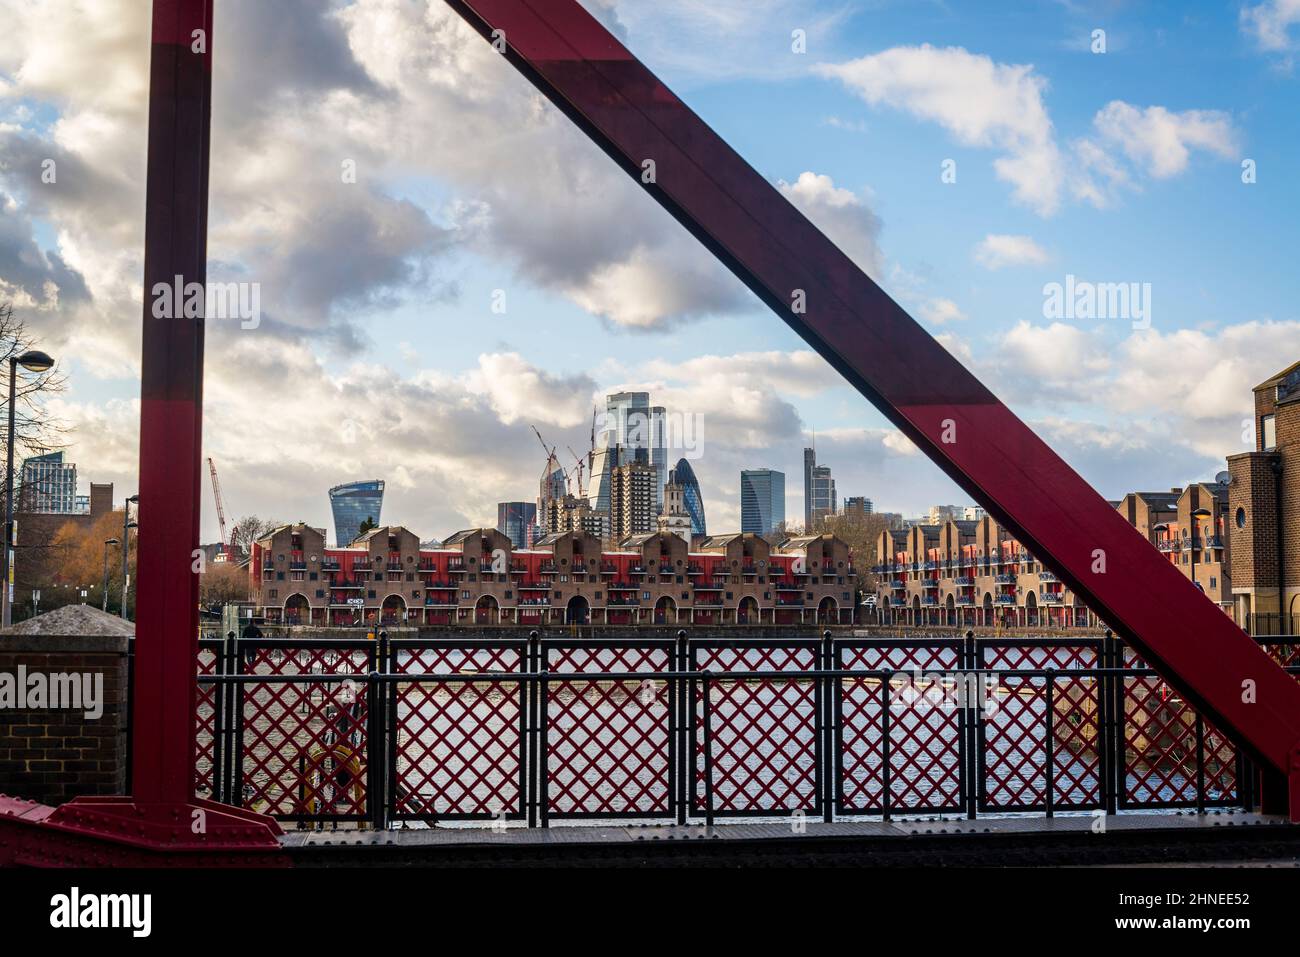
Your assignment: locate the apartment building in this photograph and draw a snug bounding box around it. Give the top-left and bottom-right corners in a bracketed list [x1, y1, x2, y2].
[250, 525, 857, 628]
[1227, 360, 1300, 631]
[873, 516, 1099, 629]
[873, 480, 1237, 628]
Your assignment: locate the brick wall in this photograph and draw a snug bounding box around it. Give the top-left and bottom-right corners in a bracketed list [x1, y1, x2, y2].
[0, 635, 129, 806]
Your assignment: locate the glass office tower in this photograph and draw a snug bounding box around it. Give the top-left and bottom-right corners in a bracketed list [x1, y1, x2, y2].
[740, 469, 785, 537]
[329, 479, 385, 546]
[674, 457, 707, 536]
[497, 501, 538, 549]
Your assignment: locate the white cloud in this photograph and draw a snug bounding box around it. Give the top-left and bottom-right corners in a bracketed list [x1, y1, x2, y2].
[917, 297, 967, 324]
[777, 172, 883, 278]
[816, 44, 1065, 215]
[882, 430, 920, 456]
[1241, 0, 1300, 51]
[974, 234, 1050, 270]
[1088, 101, 1238, 180]
[463, 353, 597, 428]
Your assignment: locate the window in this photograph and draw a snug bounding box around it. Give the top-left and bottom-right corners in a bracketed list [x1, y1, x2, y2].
[1262, 414, 1276, 450]
[1236, 507, 1246, 529]
[461, 590, 470, 599]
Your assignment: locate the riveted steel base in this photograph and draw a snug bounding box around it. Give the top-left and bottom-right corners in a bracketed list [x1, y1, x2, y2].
[0, 795, 287, 867]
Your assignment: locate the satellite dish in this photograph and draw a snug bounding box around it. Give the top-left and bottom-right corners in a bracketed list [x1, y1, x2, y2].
[1215, 470, 1231, 487]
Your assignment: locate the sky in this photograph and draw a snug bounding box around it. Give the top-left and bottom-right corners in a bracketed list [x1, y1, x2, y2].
[1, 0, 1298, 542]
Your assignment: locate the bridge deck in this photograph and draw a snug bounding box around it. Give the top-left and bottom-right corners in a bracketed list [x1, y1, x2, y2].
[282, 812, 1300, 866]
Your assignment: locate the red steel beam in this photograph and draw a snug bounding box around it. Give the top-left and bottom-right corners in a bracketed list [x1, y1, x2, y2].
[131, 0, 212, 808]
[446, 0, 1300, 815]
[0, 0, 285, 862]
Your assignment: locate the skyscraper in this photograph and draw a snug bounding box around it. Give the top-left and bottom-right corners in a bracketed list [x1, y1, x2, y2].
[740, 469, 785, 537]
[673, 457, 707, 536]
[590, 391, 667, 513]
[329, 479, 384, 546]
[497, 501, 538, 549]
[803, 447, 835, 529]
[20, 451, 80, 513]
[610, 458, 657, 543]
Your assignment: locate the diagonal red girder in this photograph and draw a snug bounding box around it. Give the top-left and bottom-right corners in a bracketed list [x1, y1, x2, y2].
[445, 0, 1300, 815]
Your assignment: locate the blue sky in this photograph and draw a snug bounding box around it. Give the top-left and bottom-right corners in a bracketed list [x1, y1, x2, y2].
[2, 0, 1298, 540]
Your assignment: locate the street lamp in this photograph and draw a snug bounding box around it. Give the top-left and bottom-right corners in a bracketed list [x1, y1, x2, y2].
[121, 495, 138, 620]
[102, 537, 120, 613]
[2, 349, 56, 627]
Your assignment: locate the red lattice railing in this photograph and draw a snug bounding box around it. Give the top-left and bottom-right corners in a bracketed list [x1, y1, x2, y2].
[839, 643, 963, 813]
[1122, 647, 1237, 807]
[392, 643, 525, 820]
[238, 644, 374, 820]
[694, 644, 819, 815]
[980, 643, 1101, 811]
[191, 634, 1265, 826]
[195, 641, 220, 799]
[544, 643, 673, 817]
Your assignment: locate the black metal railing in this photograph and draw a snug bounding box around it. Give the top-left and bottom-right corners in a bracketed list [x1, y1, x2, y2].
[190, 631, 1300, 830]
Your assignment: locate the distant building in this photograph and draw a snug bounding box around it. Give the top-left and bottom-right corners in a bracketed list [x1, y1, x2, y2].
[673, 457, 707, 536]
[843, 496, 873, 517]
[657, 469, 693, 543]
[611, 459, 657, 543]
[15, 482, 115, 600]
[590, 392, 668, 513]
[328, 479, 384, 546]
[543, 494, 608, 541]
[741, 469, 785, 537]
[19, 451, 80, 514]
[803, 448, 836, 528]
[497, 501, 538, 549]
[926, 505, 963, 526]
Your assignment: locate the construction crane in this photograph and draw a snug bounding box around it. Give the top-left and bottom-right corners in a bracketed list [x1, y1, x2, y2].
[569, 444, 590, 496]
[207, 457, 230, 561]
[530, 425, 568, 499]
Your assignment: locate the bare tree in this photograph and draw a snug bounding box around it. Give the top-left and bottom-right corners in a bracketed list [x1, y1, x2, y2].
[0, 302, 69, 511]
[228, 515, 282, 554]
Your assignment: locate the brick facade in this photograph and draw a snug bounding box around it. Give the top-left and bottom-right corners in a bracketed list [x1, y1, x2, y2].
[251, 525, 858, 627]
[0, 635, 129, 805]
[1228, 360, 1300, 629]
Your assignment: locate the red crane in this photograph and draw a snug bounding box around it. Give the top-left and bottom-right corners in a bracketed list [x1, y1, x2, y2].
[207, 457, 229, 560]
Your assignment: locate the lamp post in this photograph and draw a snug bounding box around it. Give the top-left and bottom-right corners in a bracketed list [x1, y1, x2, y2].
[102, 537, 120, 613]
[120, 495, 138, 619]
[2, 349, 56, 627]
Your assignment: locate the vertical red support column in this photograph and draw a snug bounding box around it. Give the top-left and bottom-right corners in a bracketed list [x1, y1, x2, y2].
[131, 0, 212, 807]
[30, 0, 284, 859]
